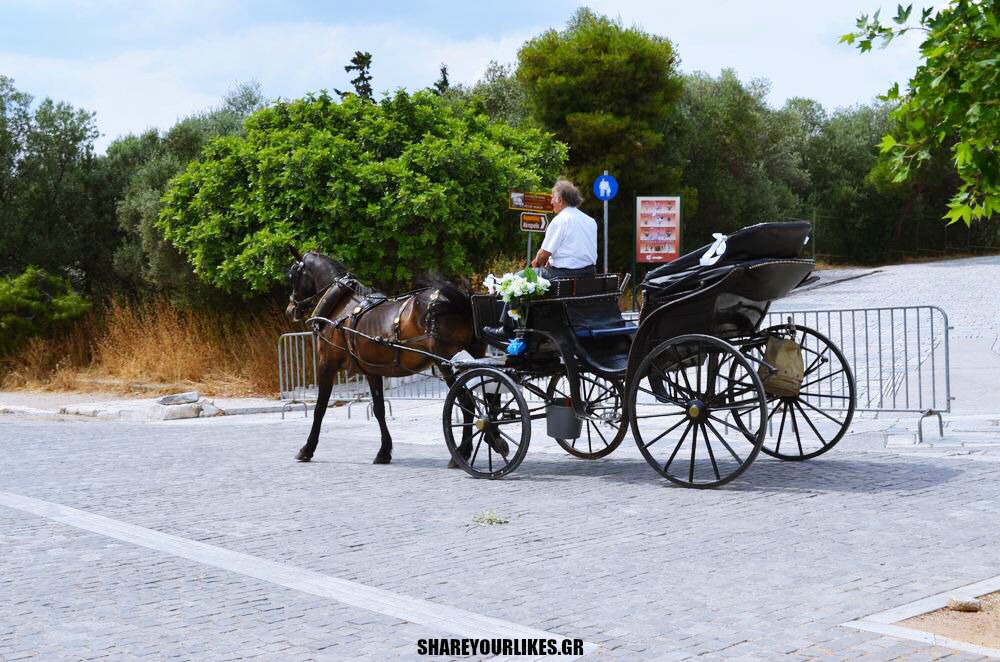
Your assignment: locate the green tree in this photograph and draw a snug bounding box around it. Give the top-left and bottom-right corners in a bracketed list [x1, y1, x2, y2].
[0, 266, 90, 355]
[0, 76, 116, 293]
[159, 90, 565, 292]
[666, 71, 807, 247]
[336, 51, 374, 101]
[107, 82, 266, 302]
[433, 64, 450, 95]
[517, 8, 683, 269]
[842, 1, 1000, 223]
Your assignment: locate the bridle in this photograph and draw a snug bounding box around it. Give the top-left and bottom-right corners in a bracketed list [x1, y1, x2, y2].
[288, 260, 335, 320]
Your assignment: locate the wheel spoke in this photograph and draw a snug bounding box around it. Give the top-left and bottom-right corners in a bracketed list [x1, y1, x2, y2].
[688, 422, 698, 482]
[493, 417, 525, 426]
[633, 411, 687, 420]
[789, 403, 804, 455]
[591, 419, 609, 447]
[775, 403, 788, 454]
[652, 362, 696, 400]
[799, 368, 846, 390]
[798, 392, 852, 400]
[636, 384, 687, 408]
[705, 419, 744, 464]
[793, 400, 829, 446]
[802, 346, 831, 377]
[710, 398, 764, 412]
[705, 413, 750, 435]
[663, 421, 693, 472]
[454, 399, 480, 419]
[496, 428, 521, 448]
[798, 398, 846, 426]
[469, 432, 485, 466]
[701, 424, 721, 481]
[643, 416, 688, 450]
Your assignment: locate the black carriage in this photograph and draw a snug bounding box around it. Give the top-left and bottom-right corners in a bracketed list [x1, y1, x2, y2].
[442, 221, 857, 487]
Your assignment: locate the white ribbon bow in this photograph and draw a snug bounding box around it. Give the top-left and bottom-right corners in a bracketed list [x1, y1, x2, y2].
[699, 233, 728, 266]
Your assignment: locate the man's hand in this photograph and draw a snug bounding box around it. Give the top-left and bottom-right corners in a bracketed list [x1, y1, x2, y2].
[532, 249, 551, 269]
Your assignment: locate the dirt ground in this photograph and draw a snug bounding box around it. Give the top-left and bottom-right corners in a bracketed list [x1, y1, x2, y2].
[901, 591, 1000, 650]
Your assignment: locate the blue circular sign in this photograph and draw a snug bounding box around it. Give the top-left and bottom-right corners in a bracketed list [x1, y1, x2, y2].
[593, 174, 618, 201]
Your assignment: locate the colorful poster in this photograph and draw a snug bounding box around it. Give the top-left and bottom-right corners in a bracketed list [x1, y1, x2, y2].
[636, 196, 681, 263]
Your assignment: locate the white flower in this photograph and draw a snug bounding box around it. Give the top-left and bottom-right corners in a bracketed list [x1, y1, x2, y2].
[507, 308, 521, 320]
[484, 274, 498, 295]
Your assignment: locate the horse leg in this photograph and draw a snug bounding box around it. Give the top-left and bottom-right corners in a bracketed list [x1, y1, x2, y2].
[297, 375, 333, 462]
[368, 375, 392, 464]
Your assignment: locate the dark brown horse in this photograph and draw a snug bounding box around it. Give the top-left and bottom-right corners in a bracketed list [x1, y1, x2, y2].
[285, 249, 483, 465]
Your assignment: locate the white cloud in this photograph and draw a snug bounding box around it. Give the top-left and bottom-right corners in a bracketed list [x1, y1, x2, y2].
[0, 18, 535, 152]
[0, 2, 929, 153]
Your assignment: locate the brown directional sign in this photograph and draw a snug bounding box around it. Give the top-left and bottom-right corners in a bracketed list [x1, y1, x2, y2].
[520, 212, 548, 233]
[509, 190, 553, 213]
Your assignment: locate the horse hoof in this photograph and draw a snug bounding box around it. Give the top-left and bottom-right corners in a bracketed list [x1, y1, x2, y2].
[296, 449, 312, 462]
[448, 458, 459, 468]
[373, 454, 391, 465]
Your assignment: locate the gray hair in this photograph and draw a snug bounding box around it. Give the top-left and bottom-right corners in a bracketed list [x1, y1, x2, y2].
[552, 179, 583, 207]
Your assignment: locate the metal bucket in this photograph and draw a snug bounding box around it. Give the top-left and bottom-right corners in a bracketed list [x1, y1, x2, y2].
[546, 399, 582, 439]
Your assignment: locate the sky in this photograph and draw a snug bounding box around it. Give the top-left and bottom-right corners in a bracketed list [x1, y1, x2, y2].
[0, 0, 927, 152]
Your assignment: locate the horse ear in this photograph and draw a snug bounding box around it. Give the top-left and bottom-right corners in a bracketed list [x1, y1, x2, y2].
[287, 245, 303, 261]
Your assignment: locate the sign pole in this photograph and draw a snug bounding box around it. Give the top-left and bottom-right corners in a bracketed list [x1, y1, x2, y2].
[602, 170, 609, 274]
[527, 233, 532, 266]
[632, 190, 638, 311]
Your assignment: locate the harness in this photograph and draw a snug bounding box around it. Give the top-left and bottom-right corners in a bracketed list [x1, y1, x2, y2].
[305, 275, 461, 373]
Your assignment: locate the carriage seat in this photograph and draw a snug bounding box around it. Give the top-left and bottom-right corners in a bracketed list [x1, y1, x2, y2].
[574, 321, 637, 338]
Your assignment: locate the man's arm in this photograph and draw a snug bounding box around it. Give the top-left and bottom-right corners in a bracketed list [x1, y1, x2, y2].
[531, 249, 552, 268]
[536, 215, 564, 268]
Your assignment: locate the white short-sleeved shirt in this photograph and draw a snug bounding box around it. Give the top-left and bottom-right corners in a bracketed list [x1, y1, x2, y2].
[540, 206, 597, 269]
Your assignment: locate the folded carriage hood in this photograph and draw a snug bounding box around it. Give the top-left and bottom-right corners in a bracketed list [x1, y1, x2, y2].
[644, 221, 812, 283]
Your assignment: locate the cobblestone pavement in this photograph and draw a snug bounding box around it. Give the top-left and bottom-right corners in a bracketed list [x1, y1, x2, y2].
[2, 414, 999, 660]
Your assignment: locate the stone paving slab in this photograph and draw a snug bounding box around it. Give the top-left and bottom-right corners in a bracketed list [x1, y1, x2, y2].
[2, 415, 998, 660]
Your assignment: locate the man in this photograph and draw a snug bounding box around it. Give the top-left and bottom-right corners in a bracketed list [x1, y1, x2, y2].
[484, 180, 597, 342]
[531, 179, 597, 279]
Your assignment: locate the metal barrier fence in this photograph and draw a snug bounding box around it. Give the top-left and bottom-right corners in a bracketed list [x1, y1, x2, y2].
[278, 305, 952, 434]
[765, 305, 952, 440]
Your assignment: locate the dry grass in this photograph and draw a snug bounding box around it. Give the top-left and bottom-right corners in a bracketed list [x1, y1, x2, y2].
[1, 297, 295, 397]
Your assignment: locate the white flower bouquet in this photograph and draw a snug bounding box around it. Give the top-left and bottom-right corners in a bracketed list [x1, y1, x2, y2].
[483, 267, 551, 327]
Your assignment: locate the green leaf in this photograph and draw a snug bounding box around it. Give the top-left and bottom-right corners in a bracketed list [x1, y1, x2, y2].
[839, 33, 857, 44]
[878, 134, 898, 152]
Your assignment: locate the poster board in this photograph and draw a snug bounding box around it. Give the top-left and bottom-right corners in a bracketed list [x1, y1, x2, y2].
[635, 196, 681, 263]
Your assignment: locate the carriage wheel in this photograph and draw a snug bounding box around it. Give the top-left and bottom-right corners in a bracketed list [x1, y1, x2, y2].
[546, 374, 627, 459]
[627, 334, 767, 488]
[442, 367, 530, 479]
[735, 325, 856, 460]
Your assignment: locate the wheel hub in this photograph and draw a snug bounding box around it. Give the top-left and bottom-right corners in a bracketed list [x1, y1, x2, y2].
[474, 418, 489, 431]
[687, 399, 707, 420]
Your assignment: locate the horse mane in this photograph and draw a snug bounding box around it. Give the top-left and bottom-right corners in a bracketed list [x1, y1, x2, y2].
[417, 277, 472, 317]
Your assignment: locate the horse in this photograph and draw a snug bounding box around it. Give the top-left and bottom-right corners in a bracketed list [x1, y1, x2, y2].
[285, 248, 484, 465]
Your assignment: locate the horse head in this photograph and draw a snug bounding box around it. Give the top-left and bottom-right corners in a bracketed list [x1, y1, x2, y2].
[285, 249, 348, 322]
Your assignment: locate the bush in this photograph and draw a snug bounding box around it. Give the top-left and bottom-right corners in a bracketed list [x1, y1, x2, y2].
[159, 90, 566, 292]
[0, 267, 91, 355]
